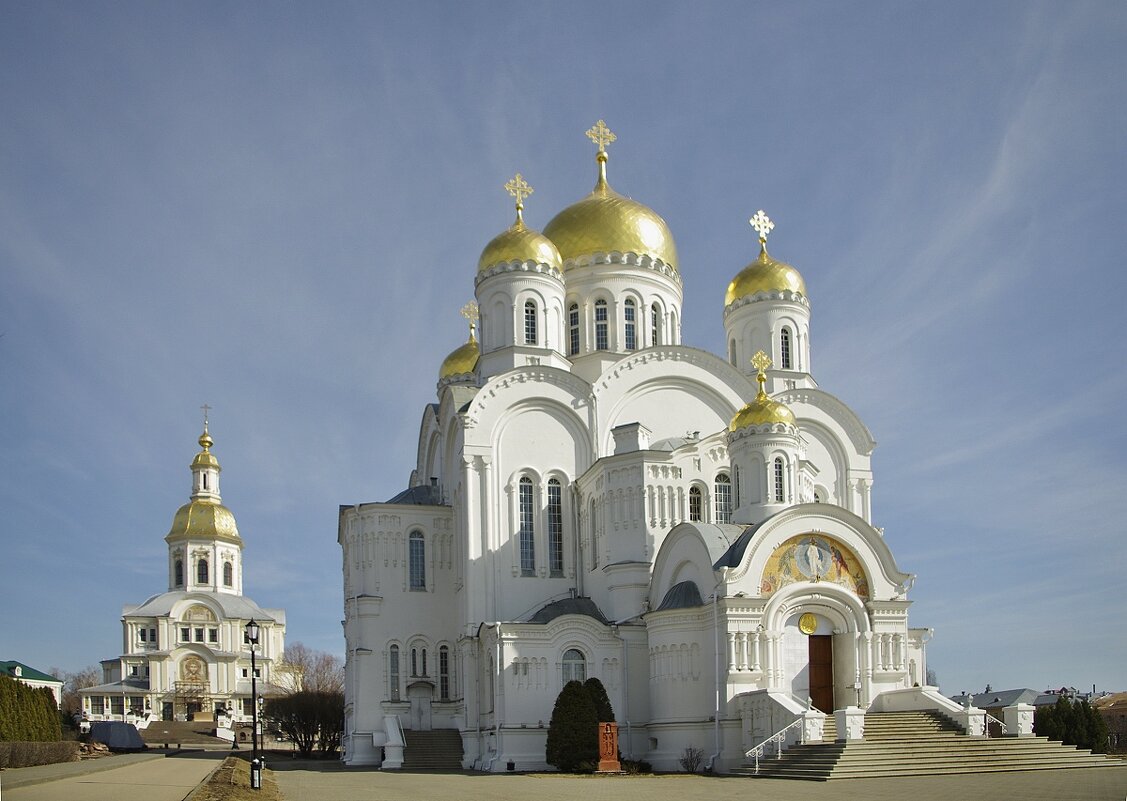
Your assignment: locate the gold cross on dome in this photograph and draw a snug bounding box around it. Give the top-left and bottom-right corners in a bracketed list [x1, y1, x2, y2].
[460, 301, 480, 327]
[750, 210, 774, 242]
[586, 119, 617, 153]
[751, 350, 772, 374]
[504, 173, 533, 208]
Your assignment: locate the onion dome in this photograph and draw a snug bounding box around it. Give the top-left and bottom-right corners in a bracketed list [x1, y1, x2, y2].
[725, 210, 806, 307]
[730, 351, 796, 432]
[439, 302, 480, 380]
[478, 173, 562, 273]
[542, 120, 678, 270]
[165, 426, 242, 546]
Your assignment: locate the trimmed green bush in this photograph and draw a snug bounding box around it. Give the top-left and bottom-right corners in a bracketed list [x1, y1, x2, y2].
[0, 740, 80, 768]
[0, 677, 61, 742]
[584, 677, 615, 723]
[545, 680, 598, 771]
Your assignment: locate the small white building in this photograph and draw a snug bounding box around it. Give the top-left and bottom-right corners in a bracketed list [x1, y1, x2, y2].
[1, 661, 64, 707]
[340, 124, 931, 771]
[80, 424, 285, 725]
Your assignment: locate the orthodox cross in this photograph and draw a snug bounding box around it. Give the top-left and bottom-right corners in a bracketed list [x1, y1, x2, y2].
[751, 350, 772, 393]
[504, 173, 533, 208]
[586, 119, 617, 154]
[750, 209, 774, 243]
[200, 403, 212, 429]
[460, 301, 480, 338]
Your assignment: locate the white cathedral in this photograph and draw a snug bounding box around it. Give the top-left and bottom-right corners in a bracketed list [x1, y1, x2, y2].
[80, 423, 287, 728]
[339, 122, 930, 772]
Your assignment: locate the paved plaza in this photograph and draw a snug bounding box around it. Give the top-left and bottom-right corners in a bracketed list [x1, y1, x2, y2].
[2, 752, 1126, 801]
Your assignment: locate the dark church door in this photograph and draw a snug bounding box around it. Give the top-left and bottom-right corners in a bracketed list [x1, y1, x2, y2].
[808, 635, 834, 713]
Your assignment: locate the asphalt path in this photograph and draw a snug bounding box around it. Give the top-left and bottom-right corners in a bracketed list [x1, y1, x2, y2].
[2, 751, 223, 801]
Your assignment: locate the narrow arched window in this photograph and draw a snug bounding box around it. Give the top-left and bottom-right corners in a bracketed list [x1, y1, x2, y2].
[689, 486, 702, 522]
[733, 465, 741, 508]
[780, 328, 793, 369]
[590, 498, 599, 569]
[411, 647, 418, 677]
[562, 648, 586, 684]
[548, 479, 563, 576]
[524, 300, 537, 345]
[421, 648, 428, 676]
[223, 561, 233, 587]
[624, 299, 636, 350]
[774, 457, 785, 502]
[729, 339, 737, 366]
[651, 303, 660, 346]
[595, 299, 608, 350]
[714, 473, 732, 524]
[409, 530, 426, 590]
[197, 559, 209, 585]
[568, 303, 580, 355]
[439, 646, 450, 700]
[174, 559, 183, 587]
[389, 645, 400, 700]
[519, 477, 535, 575]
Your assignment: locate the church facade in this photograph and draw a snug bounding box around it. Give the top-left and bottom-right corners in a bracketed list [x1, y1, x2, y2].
[80, 424, 286, 726]
[340, 122, 929, 772]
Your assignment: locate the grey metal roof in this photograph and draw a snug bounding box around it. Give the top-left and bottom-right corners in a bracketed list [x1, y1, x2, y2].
[385, 484, 444, 505]
[524, 597, 609, 625]
[655, 580, 705, 611]
[713, 521, 764, 569]
[948, 688, 1039, 708]
[123, 591, 283, 623]
[80, 678, 151, 694]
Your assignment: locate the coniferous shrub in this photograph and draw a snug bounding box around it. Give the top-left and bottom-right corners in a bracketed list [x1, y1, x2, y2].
[584, 677, 615, 723]
[1034, 696, 1109, 752]
[0, 677, 61, 742]
[545, 680, 598, 771]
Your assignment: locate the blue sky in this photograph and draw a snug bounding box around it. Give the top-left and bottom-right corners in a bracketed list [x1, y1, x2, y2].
[2, 1, 1124, 697]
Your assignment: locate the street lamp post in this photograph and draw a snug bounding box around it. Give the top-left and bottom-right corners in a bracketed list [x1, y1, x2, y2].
[245, 619, 261, 790]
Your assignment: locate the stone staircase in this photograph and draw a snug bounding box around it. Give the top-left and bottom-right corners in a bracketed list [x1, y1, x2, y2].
[738, 710, 1122, 780]
[139, 719, 231, 748]
[401, 729, 464, 771]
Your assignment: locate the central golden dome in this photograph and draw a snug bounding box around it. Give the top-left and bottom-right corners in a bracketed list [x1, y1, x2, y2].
[543, 152, 677, 270]
[165, 499, 242, 546]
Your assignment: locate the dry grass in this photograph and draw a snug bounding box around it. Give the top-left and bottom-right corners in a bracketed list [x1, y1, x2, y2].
[188, 756, 284, 801]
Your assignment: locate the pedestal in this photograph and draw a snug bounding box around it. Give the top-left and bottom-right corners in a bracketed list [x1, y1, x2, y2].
[596, 722, 621, 772]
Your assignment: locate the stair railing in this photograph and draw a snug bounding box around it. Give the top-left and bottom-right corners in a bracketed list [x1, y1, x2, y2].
[745, 717, 805, 774]
[983, 712, 1007, 738]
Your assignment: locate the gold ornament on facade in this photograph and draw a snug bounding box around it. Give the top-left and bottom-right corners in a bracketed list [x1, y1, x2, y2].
[542, 120, 678, 270]
[799, 612, 818, 635]
[724, 210, 806, 307]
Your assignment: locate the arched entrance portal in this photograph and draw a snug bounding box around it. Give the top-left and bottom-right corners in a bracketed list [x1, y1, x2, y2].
[407, 682, 434, 730]
[782, 611, 835, 713]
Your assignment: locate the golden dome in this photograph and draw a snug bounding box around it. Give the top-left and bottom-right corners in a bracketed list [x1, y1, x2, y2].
[543, 150, 677, 270]
[478, 219, 562, 273]
[439, 335, 479, 379]
[165, 499, 242, 546]
[725, 242, 806, 307]
[729, 350, 796, 432]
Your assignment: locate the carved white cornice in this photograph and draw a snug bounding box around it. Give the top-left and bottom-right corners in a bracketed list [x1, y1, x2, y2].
[474, 260, 564, 286]
[562, 251, 683, 285]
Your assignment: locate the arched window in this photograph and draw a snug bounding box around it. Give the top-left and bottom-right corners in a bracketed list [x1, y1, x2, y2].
[780, 328, 793, 369]
[409, 530, 426, 591]
[714, 473, 732, 524]
[774, 457, 785, 502]
[547, 478, 563, 576]
[595, 299, 608, 350]
[624, 299, 636, 350]
[389, 645, 400, 700]
[651, 303, 660, 346]
[729, 339, 736, 366]
[733, 465, 741, 508]
[411, 647, 418, 677]
[197, 559, 209, 585]
[174, 559, 183, 587]
[589, 498, 599, 569]
[562, 648, 586, 684]
[223, 561, 233, 587]
[439, 645, 450, 700]
[421, 648, 428, 676]
[519, 477, 535, 575]
[524, 300, 537, 345]
[688, 486, 702, 522]
[568, 303, 579, 355]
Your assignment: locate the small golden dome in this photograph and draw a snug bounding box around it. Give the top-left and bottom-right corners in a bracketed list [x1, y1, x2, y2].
[439, 335, 480, 379]
[478, 220, 562, 273]
[729, 349, 796, 432]
[725, 242, 806, 307]
[543, 143, 677, 270]
[165, 499, 242, 546]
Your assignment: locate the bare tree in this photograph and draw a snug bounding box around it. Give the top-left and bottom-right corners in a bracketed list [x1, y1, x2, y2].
[277, 643, 344, 694]
[48, 665, 102, 715]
